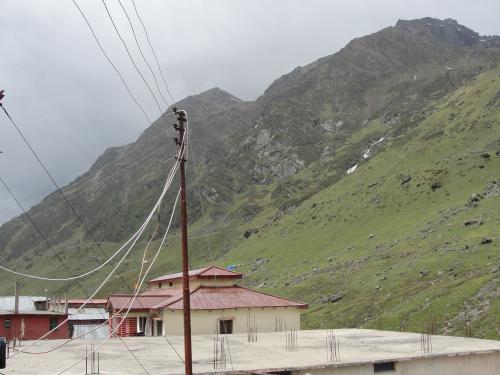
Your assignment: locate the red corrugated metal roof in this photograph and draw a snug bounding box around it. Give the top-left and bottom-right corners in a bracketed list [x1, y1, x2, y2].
[147, 265, 242, 284]
[153, 285, 308, 310]
[140, 288, 181, 296]
[107, 295, 173, 311]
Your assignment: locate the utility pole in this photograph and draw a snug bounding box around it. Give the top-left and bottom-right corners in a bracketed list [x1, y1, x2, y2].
[173, 107, 193, 375]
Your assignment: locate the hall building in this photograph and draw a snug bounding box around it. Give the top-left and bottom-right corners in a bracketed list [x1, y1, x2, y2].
[106, 265, 307, 337]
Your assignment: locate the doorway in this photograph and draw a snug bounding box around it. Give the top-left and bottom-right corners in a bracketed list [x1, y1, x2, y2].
[156, 320, 163, 336]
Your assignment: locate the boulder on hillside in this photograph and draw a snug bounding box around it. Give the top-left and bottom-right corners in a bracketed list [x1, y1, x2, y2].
[431, 181, 442, 191]
[329, 293, 344, 303]
[400, 175, 412, 185]
[464, 218, 483, 226]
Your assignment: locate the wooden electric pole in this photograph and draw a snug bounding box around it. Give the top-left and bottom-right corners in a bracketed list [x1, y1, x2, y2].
[173, 108, 193, 375]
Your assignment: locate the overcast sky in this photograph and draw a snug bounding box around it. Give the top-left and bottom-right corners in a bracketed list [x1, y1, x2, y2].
[1, 0, 499, 224]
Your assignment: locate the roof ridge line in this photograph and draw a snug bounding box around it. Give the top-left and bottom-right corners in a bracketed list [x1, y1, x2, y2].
[234, 285, 308, 306]
[152, 285, 203, 310]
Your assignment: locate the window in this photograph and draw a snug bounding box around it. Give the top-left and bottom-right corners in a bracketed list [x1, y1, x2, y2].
[158, 283, 162, 288]
[3, 319, 11, 329]
[49, 318, 58, 331]
[169, 282, 173, 287]
[374, 362, 396, 372]
[219, 319, 233, 334]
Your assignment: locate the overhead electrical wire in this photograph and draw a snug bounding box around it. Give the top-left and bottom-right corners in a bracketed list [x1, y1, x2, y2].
[100, 0, 163, 114]
[4, 126, 172, 229]
[9, 129, 186, 357]
[2, 0, 182, 364]
[56, 229, 165, 373]
[71, 0, 151, 124]
[1, 162, 179, 371]
[0, 176, 62, 260]
[9, 186, 178, 371]
[129, 0, 176, 106]
[12, 188, 180, 357]
[116, 0, 170, 107]
[0, 102, 171, 296]
[1, 181, 156, 372]
[57, 163, 186, 374]
[9, 120, 188, 375]
[0, 129, 182, 281]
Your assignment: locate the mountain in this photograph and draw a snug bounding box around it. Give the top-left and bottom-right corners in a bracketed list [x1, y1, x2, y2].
[1, 17, 499, 339]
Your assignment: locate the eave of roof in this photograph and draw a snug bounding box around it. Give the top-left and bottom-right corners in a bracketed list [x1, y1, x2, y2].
[0, 310, 68, 316]
[106, 294, 175, 311]
[152, 285, 308, 311]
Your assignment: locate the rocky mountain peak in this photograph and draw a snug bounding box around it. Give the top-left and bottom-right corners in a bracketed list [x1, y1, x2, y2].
[188, 87, 242, 104]
[395, 17, 480, 47]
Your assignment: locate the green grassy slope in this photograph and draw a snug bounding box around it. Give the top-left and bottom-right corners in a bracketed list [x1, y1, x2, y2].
[211, 66, 500, 338]
[1, 66, 497, 339]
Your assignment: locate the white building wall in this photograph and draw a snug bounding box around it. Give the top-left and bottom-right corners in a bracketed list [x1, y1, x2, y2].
[162, 307, 302, 336]
[295, 352, 500, 375]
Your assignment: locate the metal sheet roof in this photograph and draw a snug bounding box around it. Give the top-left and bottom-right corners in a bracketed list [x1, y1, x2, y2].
[0, 296, 46, 312]
[107, 295, 174, 311]
[154, 285, 308, 310]
[147, 265, 242, 284]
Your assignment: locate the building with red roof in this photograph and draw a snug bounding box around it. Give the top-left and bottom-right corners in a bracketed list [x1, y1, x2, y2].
[106, 265, 307, 337]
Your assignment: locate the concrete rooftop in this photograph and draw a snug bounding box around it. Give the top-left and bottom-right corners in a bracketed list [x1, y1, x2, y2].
[4, 329, 500, 374]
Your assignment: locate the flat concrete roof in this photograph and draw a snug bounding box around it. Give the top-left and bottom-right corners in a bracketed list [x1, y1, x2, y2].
[5, 329, 500, 374]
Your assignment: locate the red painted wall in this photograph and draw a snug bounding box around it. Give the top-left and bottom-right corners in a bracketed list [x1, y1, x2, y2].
[110, 313, 137, 337]
[0, 314, 69, 341]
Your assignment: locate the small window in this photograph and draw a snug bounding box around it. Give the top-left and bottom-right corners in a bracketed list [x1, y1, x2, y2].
[219, 319, 233, 334]
[4, 319, 11, 329]
[374, 361, 395, 372]
[158, 282, 162, 288]
[49, 317, 58, 331]
[169, 282, 173, 287]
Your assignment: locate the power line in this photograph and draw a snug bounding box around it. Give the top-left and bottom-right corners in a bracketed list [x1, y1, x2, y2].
[0, 177, 155, 371]
[0, 157, 176, 281]
[116, 0, 170, 107]
[56, 188, 181, 375]
[100, 0, 164, 114]
[1, 102, 134, 288]
[71, 0, 152, 124]
[3, 111, 176, 229]
[6, 122, 188, 371]
[0, 177, 165, 374]
[9, 151, 182, 357]
[0, 176, 80, 283]
[129, 0, 176, 106]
